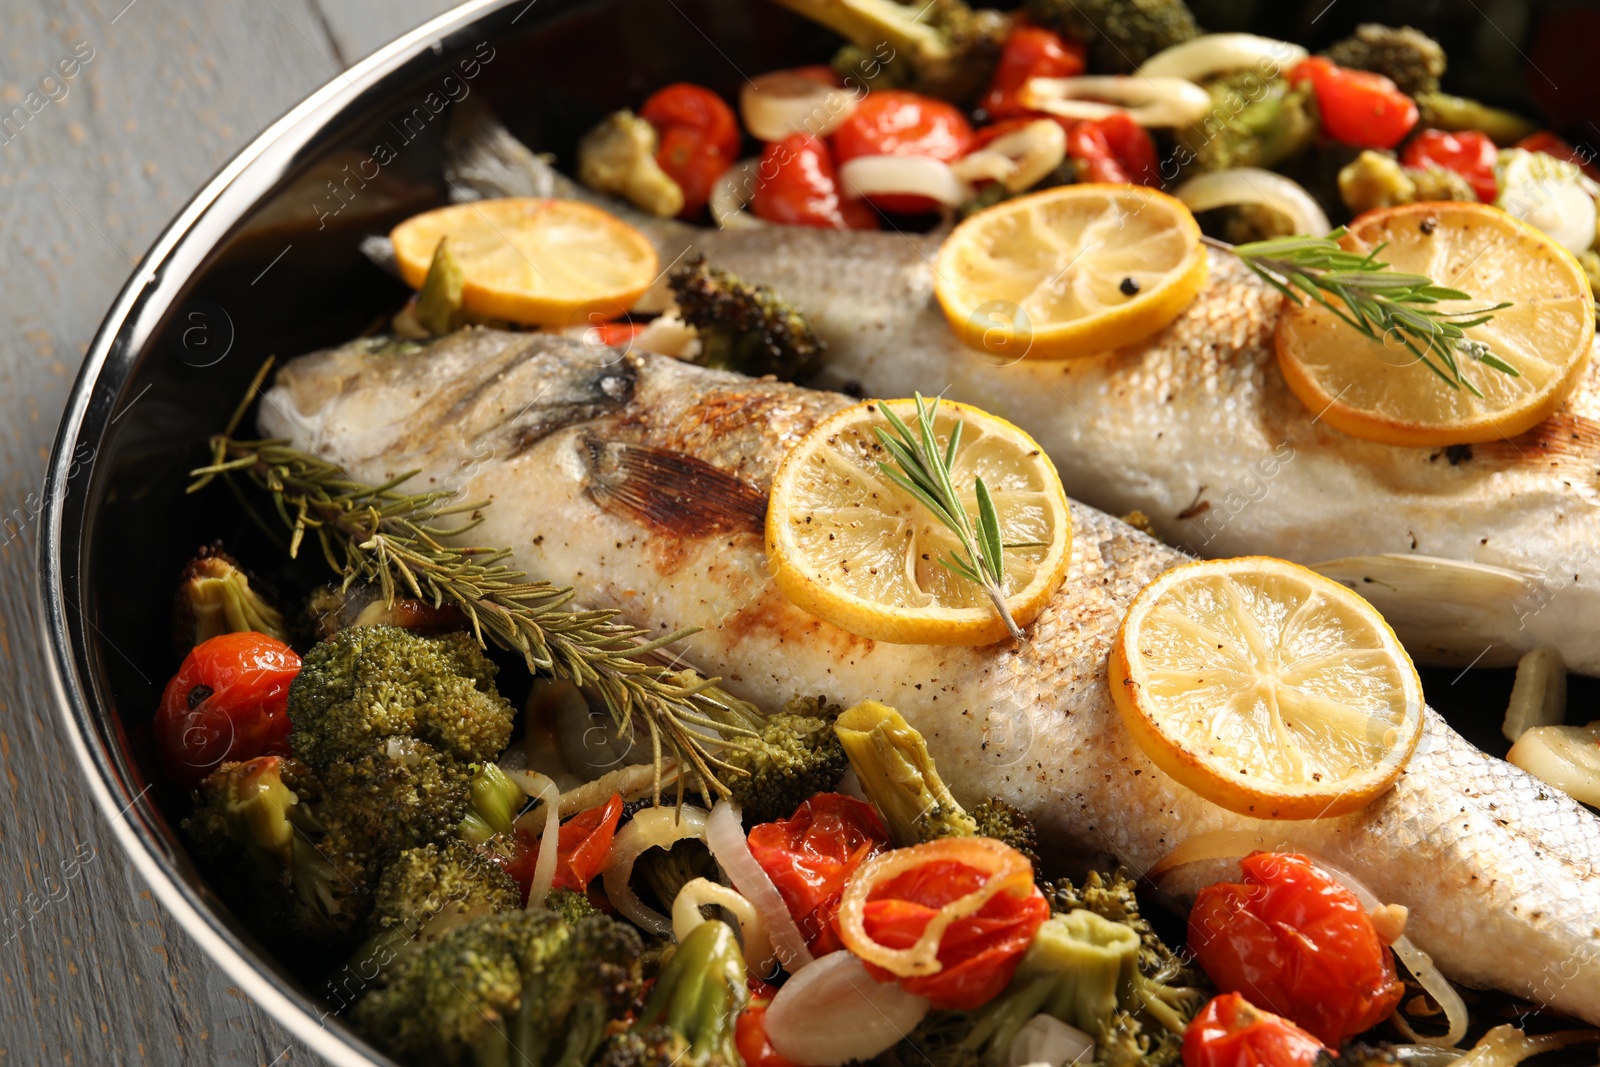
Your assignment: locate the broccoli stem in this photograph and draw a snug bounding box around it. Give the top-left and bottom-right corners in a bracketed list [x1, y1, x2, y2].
[462, 761, 523, 843]
[834, 700, 978, 847]
[640, 919, 748, 1066]
[769, 0, 948, 67]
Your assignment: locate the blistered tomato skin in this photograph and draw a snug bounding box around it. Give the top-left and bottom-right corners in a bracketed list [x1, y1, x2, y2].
[639, 83, 740, 217]
[751, 135, 879, 230]
[1290, 58, 1417, 149]
[747, 793, 888, 953]
[831, 91, 974, 214]
[153, 632, 301, 788]
[1183, 993, 1327, 1067]
[1188, 852, 1403, 1045]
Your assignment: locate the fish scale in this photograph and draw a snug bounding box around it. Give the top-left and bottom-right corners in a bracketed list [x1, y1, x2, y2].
[440, 103, 1600, 675]
[263, 329, 1600, 1024]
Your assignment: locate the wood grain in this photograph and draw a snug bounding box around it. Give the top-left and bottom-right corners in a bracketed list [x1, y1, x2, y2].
[0, 0, 455, 1061]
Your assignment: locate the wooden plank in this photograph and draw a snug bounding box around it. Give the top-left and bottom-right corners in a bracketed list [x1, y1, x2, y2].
[0, 0, 439, 1060]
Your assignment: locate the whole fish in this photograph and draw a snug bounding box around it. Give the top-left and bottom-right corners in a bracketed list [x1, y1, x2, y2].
[262, 328, 1600, 1025]
[441, 104, 1600, 675]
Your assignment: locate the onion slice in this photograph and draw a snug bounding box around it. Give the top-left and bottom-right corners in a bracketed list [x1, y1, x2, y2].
[1021, 76, 1212, 127]
[837, 837, 1034, 978]
[600, 805, 708, 935]
[951, 119, 1067, 194]
[705, 801, 815, 972]
[1173, 168, 1331, 237]
[742, 70, 860, 142]
[673, 877, 774, 973]
[1447, 1026, 1598, 1067]
[1136, 34, 1307, 83]
[839, 155, 971, 207]
[1007, 1014, 1096, 1067]
[710, 157, 767, 230]
[506, 770, 561, 910]
[765, 949, 931, 1066]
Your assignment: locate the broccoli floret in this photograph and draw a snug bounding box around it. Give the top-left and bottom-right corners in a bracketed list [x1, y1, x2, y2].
[1415, 92, 1537, 146]
[577, 110, 685, 218]
[318, 736, 475, 865]
[635, 838, 720, 912]
[1408, 164, 1476, 202]
[970, 798, 1039, 868]
[834, 699, 979, 846]
[774, 0, 1010, 105]
[545, 886, 600, 925]
[184, 756, 370, 945]
[171, 542, 288, 653]
[352, 908, 644, 1067]
[1025, 0, 1200, 74]
[1176, 73, 1317, 175]
[689, 687, 847, 824]
[288, 625, 514, 769]
[596, 919, 747, 1067]
[1323, 24, 1445, 97]
[459, 760, 525, 846]
[1338, 150, 1417, 215]
[667, 255, 827, 383]
[1043, 868, 1210, 998]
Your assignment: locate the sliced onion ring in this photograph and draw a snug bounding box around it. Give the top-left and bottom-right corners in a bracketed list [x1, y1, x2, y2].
[839, 155, 972, 208]
[600, 805, 708, 935]
[672, 877, 774, 973]
[742, 70, 860, 142]
[837, 837, 1034, 978]
[710, 157, 767, 230]
[1136, 34, 1307, 83]
[1447, 1025, 1598, 1067]
[506, 770, 561, 910]
[765, 948, 931, 1066]
[1173, 168, 1331, 237]
[1020, 76, 1212, 127]
[952, 119, 1067, 194]
[705, 801, 815, 972]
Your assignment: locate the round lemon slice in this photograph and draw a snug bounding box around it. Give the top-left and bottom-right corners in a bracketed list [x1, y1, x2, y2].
[934, 183, 1208, 361]
[1109, 557, 1424, 819]
[767, 399, 1072, 646]
[1275, 202, 1595, 446]
[391, 197, 658, 327]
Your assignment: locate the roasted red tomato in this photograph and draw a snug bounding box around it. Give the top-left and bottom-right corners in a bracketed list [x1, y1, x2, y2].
[154, 632, 301, 788]
[639, 83, 740, 217]
[1188, 852, 1403, 1045]
[1517, 131, 1600, 182]
[982, 25, 1085, 119]
[856, 850, 1049, 1010]
[1402, 129, 1498, 202]
[747, 793, 888, 953]
[751, 134, 879, 230]
[506, 793, 624, 901]
[735, 1001, 796, 1067]
[1184, 993, 1327, 1067]
[1069, 113, 1160, 185]
[831, 90, 974, 213]
[1290, 57, 1417, 149]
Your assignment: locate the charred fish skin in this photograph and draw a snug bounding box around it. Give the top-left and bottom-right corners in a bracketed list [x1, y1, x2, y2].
[263, 330, 1600, 1024]
[442, 106, 1600, 675]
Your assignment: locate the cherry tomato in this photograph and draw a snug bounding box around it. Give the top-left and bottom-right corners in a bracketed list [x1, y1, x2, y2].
[1517, 131, 1600, 182]
[859, 857, 1050, 1010]
[154, 632, 301, 788]
[639, 83, 740, 218]
[1068, 113, 1159, 185]
[1188, 852, 1403, 1045]
[747, 793, 888, 953]
[1183, 993, 1327, 1067]
[751, 134, 879, 230]
[831, 90, 974, 213]
[1402, 129, 1498, 202]
[1290, 57, 1417, 149]
[735, 1001, 796, 1067]
[982, 25, 1086, 120]
[588, 320, 646, 347]
[505, 793, 624, 902]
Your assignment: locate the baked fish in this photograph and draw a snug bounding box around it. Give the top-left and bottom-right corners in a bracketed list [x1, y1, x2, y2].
[440, 105, 1600, 675]
[261, 329, 1600, 1025]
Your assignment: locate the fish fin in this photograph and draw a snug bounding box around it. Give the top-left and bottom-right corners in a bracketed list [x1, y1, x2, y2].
[584, 438, 767, 536]
[444, 97, 588, 203]
[1462, 413, 1600, 483]
[1311, 554, 1538, 668]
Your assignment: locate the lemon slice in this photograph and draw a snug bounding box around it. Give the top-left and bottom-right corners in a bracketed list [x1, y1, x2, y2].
[391, 198, 658, 327]
[1109, 557, 1424, 819]
[1275, 202, 1595, 446]
[767, 399, 1072, 646]
[934, 183, 1208, 361]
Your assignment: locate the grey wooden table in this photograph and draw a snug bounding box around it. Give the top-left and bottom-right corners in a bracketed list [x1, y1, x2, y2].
[0, 1, 457, 1061]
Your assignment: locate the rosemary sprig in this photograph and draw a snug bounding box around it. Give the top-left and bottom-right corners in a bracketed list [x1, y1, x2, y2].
[1210, 230, 1516, 396]
[189, 361, 754, 803]
[873, 393, 1023, 643]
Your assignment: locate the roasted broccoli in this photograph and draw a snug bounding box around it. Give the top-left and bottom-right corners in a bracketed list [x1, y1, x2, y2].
[773, 0, 1010, 104]
[352, 907, 644, 1067]
[459, 760, 525, 846]
[970, 798, 1040, 868]
[1323, 24, 1445, 97]
[692, 688, 847, 824]
[1415, 92, 1537, 146]
[1176, 73, 1317, 175]
[635, 838, 720, 913]
[1337, 150, 1476, 216]
[596, 919, 748, 1067]
[1025, 0, 1200, 74]
[172, 543, 288, 652]
[288, 625, 515, 769]
[667, 255, 827, 383]
[315, 737, 475, 864]
[577, 110, 685, 218]
[834, 699, 980, 845]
